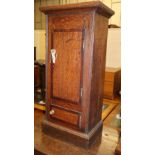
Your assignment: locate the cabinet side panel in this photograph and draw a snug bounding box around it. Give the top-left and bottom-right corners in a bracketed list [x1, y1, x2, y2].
[88, 13, 109, 130]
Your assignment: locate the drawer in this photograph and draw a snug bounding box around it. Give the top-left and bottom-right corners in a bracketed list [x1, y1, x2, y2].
[103, 92, 114, 100]
[104, 81, 114, 92]
[49, 106, 80, 126]
[105, 72, 114, 82]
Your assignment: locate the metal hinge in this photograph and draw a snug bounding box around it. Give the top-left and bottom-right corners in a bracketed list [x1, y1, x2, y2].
[83, 41, 85, 50]
[80, 88, 83, 97]
[79, 116, 82, 128]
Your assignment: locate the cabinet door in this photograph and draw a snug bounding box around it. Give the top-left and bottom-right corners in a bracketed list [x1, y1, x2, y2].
[51, 29, 84, 104]
[47, 14, 92, 128]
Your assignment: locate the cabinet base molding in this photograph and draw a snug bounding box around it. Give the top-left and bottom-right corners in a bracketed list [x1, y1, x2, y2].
[42, 120, 103, 149]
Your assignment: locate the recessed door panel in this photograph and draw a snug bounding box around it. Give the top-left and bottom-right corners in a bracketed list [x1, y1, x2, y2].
[51, 29, 83, 104]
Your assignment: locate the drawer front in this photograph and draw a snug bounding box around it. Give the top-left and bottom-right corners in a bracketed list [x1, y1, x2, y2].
[103, 92, 114, 99]
[49, 106, 80, 126]
[105, 72, 114, 82]
[104, 81, 114, 92]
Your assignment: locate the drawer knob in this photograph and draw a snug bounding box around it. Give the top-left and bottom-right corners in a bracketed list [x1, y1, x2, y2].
[49, 109, 55, 115]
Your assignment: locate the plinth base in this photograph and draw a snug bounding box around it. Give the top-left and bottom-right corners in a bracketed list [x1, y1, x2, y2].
[42, 119, 103, 149]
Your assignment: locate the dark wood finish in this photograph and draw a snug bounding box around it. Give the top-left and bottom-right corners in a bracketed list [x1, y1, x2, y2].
[49, 106, 80, 126]
[88, 12, 109, 130]
[115, 140, 121, 155]
[52, 29, 83, 103]
[34, 47, 36, 61]
[42, 119, 103, 149]
[103, 68, 121, 99]
[34, 110, 119, 154]
[40, 1, 114, 148]
[51, 98, 81, 112]
[34, 60, 46, 101]
[34, 149, 46, 155]
[40, 1, 114, 18]
[108, 24, 120, 28]
[34, 65, 40, 88]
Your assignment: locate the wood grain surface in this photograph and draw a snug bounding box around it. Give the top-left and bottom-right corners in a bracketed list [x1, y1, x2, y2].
[53, 30, 82, 103]
[40, 1, 114, 18]
[34, 110, 119, 155]
[40, 1, 114, 145]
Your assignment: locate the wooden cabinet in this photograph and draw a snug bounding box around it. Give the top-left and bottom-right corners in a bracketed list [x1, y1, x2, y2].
[103, 68, 121, 99]
[40, 1, 114, 148]
[34, 65, 40, 88]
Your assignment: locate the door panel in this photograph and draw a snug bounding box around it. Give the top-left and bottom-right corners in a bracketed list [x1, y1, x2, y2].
[52, 29, 83, 104]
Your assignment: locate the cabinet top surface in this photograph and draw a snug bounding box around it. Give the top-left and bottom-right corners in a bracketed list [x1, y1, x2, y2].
[106, 67, 121, 73]
[40, 1, 114, 18]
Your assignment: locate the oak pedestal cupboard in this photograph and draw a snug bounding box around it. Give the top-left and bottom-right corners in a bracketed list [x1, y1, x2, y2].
[40, 1, 114, 148]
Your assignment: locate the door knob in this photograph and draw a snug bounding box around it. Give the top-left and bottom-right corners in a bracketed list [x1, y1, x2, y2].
[49, 109, 55, 115]
[51, 49, 57, 64]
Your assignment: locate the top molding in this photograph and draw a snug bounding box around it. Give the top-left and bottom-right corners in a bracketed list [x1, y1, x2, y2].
[40, 1, 114, 18]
